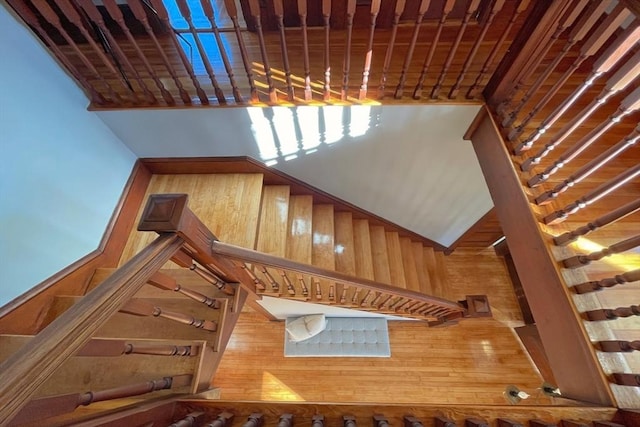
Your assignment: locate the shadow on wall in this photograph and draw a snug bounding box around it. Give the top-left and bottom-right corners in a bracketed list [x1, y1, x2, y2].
[246, 106, 382, 166]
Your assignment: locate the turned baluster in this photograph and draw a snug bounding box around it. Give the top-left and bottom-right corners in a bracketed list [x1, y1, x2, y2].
[351, 288, 361, 305]
[329, 284, 336, 302]
[126, 0, 191, 104]
[448, 0, 505, 99]
[510, 2, 633, 137]
[465, 419, 488, 427]
[244, 413, 264, 427]
[205, 412, 234, 427]
[148, 0, 209, 104]
[314, 278, 323, 300]
[120, 299, 218, 332]
[273, 0, 295, 101]
[76, 0, 156, 104]
[413, 0, 456, 99]
[434, 417, 456, 427]
[497, 420, 524, 427]
[430, 0, 482, 99]
[573, 268, 640, 294]
[75, 339, 193, 357]
[496, 2, 580, 117]
[341, 0, 357, 100]
[597, 340, 640, 353]
[378, 0, 406, 99]
[342, 415, 356, 427]
[6, 0, 106, 105]
[535, 124, 640, 205]
[358, 0, 381, 100]
[297, 0, 312, 100]
[147, 271, 220, 308]
[297, 275, 309, 297]
[521, 59, 640, 174]
[198, 1, 241, 103]
[501, 0, 599, 129]
[53, 0, 140, 103]
[175, 0, 225, 104]
[322, 0, 332, 101]
[279, 414, 294, 427]
[389, 297, 407, 311]
[281, 271, 296, 295]
[585, 304, 640, 321]
[170, 412, 205, 427]
[101, 0, 174, 104]
[373, 415, 389, 427]
[370, 292, 383, 307]
[562, 235, 640, 268]
[176, 255, 235, 296]
[242, 264, 266, 291]
[612, 373, 640, 387]
[27, 0, 123, 103]
[259, 267, 280, 292]
[378, 295, 394, 310]
[516, 24, 640, 155]
[360, 290, 373, 306]
[543, 164, 640, 225]
[404, 416, 427, 427]
[123, 343, 193, 356]
[394, 0, 430, 99]
[313, 415, 325, 427]
[555, 199, 640, 246]
[223, 0, 259, 102]
[467, 0, 530, 99]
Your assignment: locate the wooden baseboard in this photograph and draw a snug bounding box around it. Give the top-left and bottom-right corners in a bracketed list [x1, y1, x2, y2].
[141, 156, 447, 251]
[0, 161, 152, 334]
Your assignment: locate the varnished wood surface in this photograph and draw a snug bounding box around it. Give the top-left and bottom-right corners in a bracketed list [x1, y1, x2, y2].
[212, 247, 542, 405]
[352, 219, 375, 281]
[176, 401, 618, 427]
[370, 225, 392, 284]
[385, 231, 407, 289]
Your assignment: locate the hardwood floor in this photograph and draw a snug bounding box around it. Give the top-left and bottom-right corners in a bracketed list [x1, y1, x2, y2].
[212, 248, 555, 405]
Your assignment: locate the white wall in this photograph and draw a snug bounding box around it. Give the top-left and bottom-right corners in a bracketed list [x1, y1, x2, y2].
[0, 6, 137, 306]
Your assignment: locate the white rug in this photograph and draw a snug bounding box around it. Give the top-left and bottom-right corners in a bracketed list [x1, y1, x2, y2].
[284, 317, 390, 357]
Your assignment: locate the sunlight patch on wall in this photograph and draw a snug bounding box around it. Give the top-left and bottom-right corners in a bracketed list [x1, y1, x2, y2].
[246, 105, 379, 166]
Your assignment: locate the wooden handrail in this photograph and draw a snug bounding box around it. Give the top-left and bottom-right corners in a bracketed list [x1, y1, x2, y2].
[543, 164, 640, 225]
[535, 124, 640, 205]
[573, 268, 640, 294]
[209, 240, 465, 313]
[562, 234, 640, 269]
[0, 233, 184, 423]
[11, 374, 192, 425]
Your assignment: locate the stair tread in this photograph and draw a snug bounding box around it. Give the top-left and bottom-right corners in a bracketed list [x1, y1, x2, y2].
[385, 231, 407, 289]
[256, 185, 291, 256]
[413, 241, 433, 295]
[369, 225, 392, 284]
[353, 219, 375, 281]
[312, 205, 336, 302]
[400, 237, 421, 292]
[119, 173, 264, 267]
[285, 195, 313, 264]
[335, 212, 356, 305]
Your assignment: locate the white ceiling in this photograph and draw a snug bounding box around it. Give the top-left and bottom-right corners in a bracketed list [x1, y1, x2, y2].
[97, 104, 493, 247]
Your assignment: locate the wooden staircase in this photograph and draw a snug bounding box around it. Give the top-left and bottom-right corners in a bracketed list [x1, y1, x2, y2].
[120, 173, 480, 323]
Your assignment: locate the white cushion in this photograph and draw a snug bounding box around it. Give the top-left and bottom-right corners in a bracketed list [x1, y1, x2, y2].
[286, 314, 327, 342]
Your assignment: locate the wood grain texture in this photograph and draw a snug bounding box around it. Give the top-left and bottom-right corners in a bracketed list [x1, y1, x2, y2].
[413, 241, 432, 295]
[334, 212, 356, 304]
[352, 219, 375, 281]
[312, 204, 336, 302]
[285, 195, 313, 263]
[400, 237, 420, 292]
[370, 225, 392, 284]
[385, 232, 407, 289]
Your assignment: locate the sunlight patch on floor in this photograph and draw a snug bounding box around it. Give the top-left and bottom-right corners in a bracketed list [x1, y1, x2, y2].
[261, 372, 305, 401]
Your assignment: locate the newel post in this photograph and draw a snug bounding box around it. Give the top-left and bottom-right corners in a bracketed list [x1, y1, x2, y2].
[464, 107, 614, 406]
[138, 194, 256, 296]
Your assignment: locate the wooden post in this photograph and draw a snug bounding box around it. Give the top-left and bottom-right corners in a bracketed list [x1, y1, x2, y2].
[205, 412, 235, 427]
[465, 107, 614, 405]
[170, 412, 206, 427]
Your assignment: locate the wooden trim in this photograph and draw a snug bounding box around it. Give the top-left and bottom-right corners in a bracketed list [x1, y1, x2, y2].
[140, 156, 447, 251]
[445, 207, 502, 254]
[466, 107, 614, 406]
[69, 398, 178, 426]
[0, 161, 152, 334]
